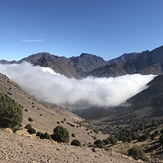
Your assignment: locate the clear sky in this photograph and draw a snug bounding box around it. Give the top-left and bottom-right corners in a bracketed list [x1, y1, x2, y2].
[1, 0, 163, 61]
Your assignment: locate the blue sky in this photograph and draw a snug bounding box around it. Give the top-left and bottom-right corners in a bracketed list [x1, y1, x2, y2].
[1, 0, 163, 61]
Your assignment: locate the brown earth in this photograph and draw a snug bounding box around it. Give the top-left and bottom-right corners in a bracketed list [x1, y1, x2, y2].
[0, 129, 138, 163]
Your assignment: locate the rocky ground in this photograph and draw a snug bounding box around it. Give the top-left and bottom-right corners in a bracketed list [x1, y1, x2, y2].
[0, 129, 138, 163]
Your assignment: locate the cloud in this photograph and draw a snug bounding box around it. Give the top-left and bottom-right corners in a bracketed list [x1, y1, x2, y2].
[0, 62, 156, 109]
[21, 39, 44, 42]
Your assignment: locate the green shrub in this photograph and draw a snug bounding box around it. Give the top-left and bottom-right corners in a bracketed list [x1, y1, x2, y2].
[71, 139, 81, 147]
[25, 124, 32, 130]
[128, 146, 148, 161]
[43, 132, 51, 139]
[51, 126, 69, 143]
[103, 138, 110, 145]
[36, 132, 51, 139]
[0, 92, 23, 129]
[28, 117, 33, 122]
[36, 131, 43, 137]
[109, 136, 117, 145]
[71, 133, 75, 137]
[27, 127, 36, 134]
[94, 139, 104, 148]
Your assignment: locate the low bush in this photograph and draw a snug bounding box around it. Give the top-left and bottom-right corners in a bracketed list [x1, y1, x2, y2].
[109, 136, 117, 145]
[94, 139, 104, 148]
[71, 139, 81, 147]
[27, 127, 36, 134]
[51, 126, 69, 143]
[71, 133, 75, 137]
[36, 131, 42, 137]
[25, 124, 32, 130]
[36, 132, 51, 139]
[28, 117, 33, 122]
[44, 132, 51, 139]
[128, 146, 148, 161]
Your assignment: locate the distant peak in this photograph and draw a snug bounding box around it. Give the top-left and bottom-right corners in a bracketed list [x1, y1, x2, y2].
[80, 53, 94, 57]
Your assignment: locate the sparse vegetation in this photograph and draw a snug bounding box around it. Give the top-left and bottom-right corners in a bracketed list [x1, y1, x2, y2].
[51, 126, 69, 143]
[0, 92, 23, 129]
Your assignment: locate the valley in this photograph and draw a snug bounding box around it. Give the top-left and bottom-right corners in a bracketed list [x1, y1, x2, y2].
[1, 45, 163, 162]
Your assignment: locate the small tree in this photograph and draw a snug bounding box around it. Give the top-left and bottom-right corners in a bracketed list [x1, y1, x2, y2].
[51, 126, 69, 143]
[0, 92, 23, 129]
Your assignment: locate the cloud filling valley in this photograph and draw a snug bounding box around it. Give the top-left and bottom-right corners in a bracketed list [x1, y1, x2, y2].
[0, 62, 155, 109]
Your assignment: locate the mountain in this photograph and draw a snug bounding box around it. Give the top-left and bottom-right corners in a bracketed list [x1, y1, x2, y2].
[107, 52, 138, 65]
[89, 46, 163, 77]
[0, 52, 108, 78]
[1, 45, 163, 79]
[19, 52, 80, 78]
[68, 53, 108, 76]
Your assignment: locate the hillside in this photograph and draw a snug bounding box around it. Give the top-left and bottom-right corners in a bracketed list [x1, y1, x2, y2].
[0, 73, 142, 163]
[0, 73, 108, 144]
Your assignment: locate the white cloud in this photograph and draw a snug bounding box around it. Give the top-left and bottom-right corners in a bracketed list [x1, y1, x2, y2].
[0, 62, 156, 109]
[21, 39, 44, 42]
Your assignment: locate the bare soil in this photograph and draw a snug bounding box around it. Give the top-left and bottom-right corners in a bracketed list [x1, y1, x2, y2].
[0, 129, 138, 163]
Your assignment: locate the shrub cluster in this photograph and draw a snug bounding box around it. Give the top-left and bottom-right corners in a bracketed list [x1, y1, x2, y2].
[36, 131, 51, 139]
[115, 129, 138, 143]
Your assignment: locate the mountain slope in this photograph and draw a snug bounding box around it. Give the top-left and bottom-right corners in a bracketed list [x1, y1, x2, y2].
[0, 73, 107, 144]
[89, 46, 163, 77]
[107, 52, 138, 65]
[19, 52, 80, 78]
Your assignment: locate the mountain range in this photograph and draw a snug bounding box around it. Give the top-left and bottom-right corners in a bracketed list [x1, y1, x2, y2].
[1, 45, 163, 78]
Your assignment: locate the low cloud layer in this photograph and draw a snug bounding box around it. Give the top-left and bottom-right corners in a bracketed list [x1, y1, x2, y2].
[0, 62, 155, 109]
